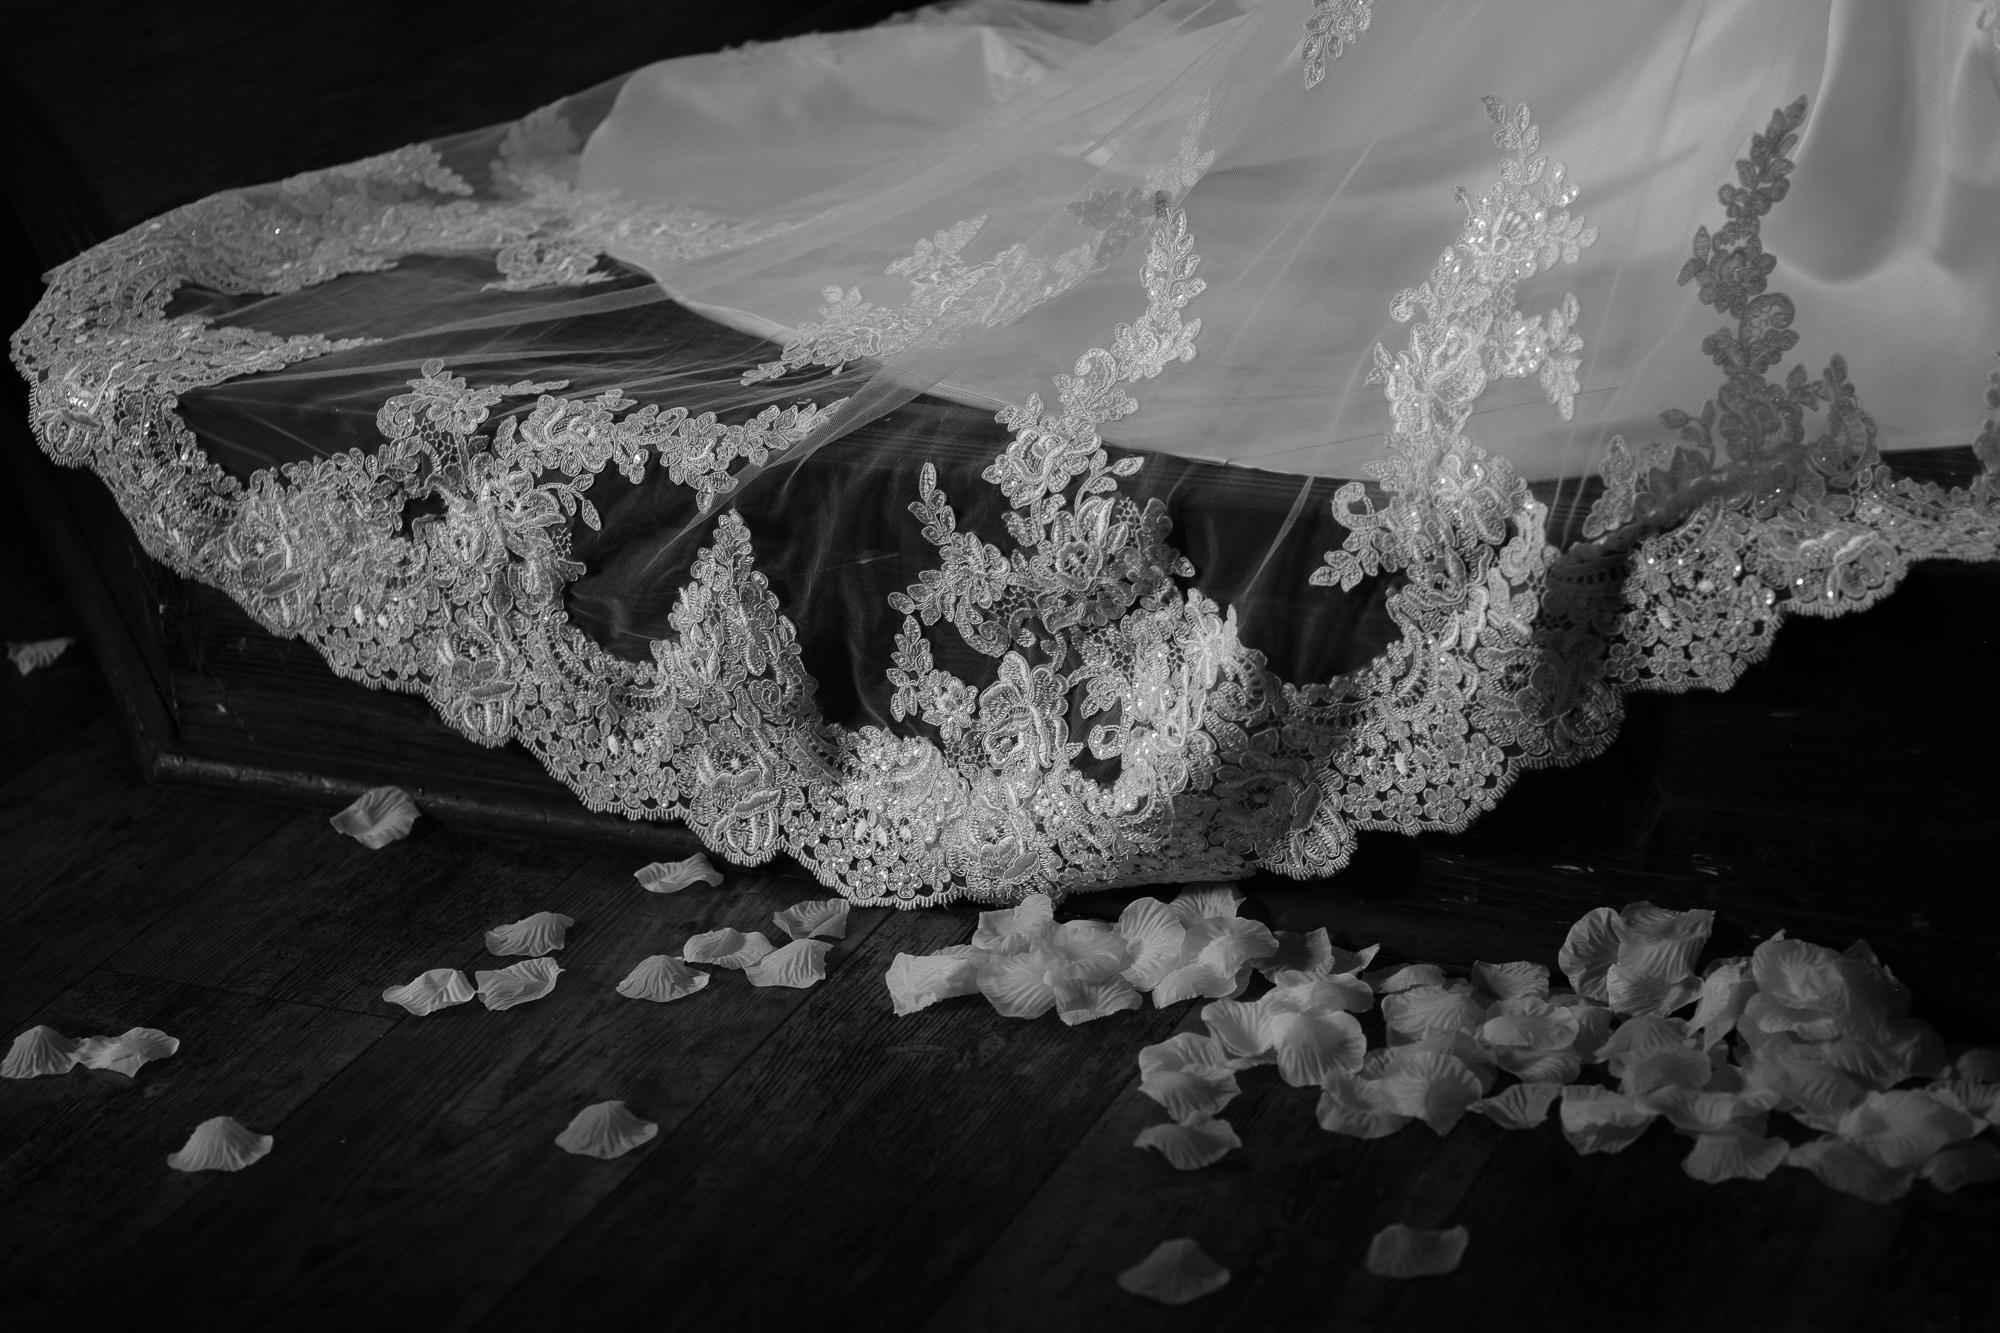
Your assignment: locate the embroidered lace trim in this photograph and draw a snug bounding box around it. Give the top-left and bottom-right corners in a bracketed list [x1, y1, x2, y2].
[10, 97, 1998, 908]
[1301, 0, 1375, 88]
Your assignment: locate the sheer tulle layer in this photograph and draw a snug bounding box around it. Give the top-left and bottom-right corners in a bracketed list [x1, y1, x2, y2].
[9, 0, 2000, 905]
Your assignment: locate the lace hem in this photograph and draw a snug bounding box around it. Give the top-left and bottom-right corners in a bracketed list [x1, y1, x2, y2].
[10, 97, 1998, 908]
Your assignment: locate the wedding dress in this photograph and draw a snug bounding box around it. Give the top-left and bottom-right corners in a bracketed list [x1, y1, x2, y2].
[11, 0, 1999, 906]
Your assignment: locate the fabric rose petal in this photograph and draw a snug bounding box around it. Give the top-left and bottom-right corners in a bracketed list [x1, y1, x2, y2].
[633, 854, 723, 893]
[76, 1027, 181, 1077]
[1138, 1032, 1241, 1123]
[7, 636, 74, 675]
[381, 968, 477, 1016]
[1559, 1085, 1659, 1155]
[616, 955, 710, 1002]
[1117, 1238, 1230, 1305]
[683, 928, 776, 970]
[1201, 993, 1366, 1087]
[885, 948, 986, 1016]
[2, 1025, 86, 1078]
[1920, 1141, 2000, 1194]
[970, 893, 1056, 955]
[555, 1100, 659, 1159]
[744, 938, 831, 989]
[1682, 1126, 1789, 1183]
[1134, 1116, 1241, 1170]
[167, 1117, 273, 1172]
[329, 786, 420, 849]
[1558, 902, 1713, 1017]
[1166, 884, 1245, 926]
[773, 898, 850, 942]
[1114, 897, 1185, 992]
[484, 912, 573, 957]
[1784, 1136, 1918, 1203]
[1151, 917, 1279, 1007]
[1366, 1224, 1470, 1278]
[1467, 1082, 1562, 1130]
[475, 957, 562, 1010]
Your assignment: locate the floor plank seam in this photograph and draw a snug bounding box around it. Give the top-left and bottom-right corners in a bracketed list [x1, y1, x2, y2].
[98, 966, 410, 1021]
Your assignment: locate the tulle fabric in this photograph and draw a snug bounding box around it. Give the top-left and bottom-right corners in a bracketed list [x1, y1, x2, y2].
[12, 0, 2000, 904]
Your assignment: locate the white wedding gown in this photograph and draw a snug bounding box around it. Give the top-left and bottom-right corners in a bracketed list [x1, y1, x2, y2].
[11, 0, 2000, 904]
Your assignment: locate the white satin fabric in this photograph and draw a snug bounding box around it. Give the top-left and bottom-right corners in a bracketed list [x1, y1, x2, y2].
[580, 0, 2000, 480]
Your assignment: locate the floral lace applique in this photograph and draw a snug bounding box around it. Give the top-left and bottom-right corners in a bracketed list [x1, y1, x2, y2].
[741, 97, 1216, 386]
[1302, 0, 1375, 89]
[9, 94, 1998, 911]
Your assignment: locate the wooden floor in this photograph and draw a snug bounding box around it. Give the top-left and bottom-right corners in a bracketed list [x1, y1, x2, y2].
[5, 2, 2000, 1329]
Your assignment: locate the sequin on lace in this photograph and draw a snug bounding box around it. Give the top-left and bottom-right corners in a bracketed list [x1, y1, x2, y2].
[9, 97, 1998, 910]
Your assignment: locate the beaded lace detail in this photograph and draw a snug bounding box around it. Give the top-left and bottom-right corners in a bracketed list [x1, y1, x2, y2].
[9, 97, 1998, 907]
[1301, 0, 1375, 88]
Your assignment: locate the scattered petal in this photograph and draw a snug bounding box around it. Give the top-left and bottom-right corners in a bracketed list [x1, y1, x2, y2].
[381, 968, 475, 1016]
[1473, 960, 1549, 1002]
[1619, 1047, 1712, 1099]
[1117, 1238, 1230, 1305]
[1370, 1049, 1483, 1135]
[329, 786, 419, 849]
[3, 1025, 86, 1078]
[1183, 916, 1279, 977]
[886, 951, 985, 1016]
[683, 928, 776, 970]
[8, 637, 74, 675]
[1266, 1008, 1369, 1087]
[1048, 920, 1133, 982]
[1116, 898, 1185, 991]
[1558, 907, 1620, 1001]
[1167, 884, 1245, 926]
[1140, 1063, 1241, 1124]
[1559, 1085, 1658, 1155]
[167, 1117, 272, 1172]
[1920, 1140, 2000, 1193]
[1478, 996, 1580, 1053]
[1382, 984, 1483, 1046]
[1317, 1070, 1410, 1138]
[773, 898, 850, 941]
[616, 955, 710, 1003]
[744, 938, 830, 989]
[1489, 1047, 1582, 1085]
[554, 1100, 658, 1159]
[1739, 1044, 1866, 1131]
[1268, 971, 1374, 1015]
[1683, 1127, 1789, 1183]
[1955, 1048, 2000, 1084]
[1687, 958, 1756, 1048]
[1598, 1015, 1689, 1077]
[76, 1027, 180, 1077]
[1468, 1082, 1562, 1130]
[1366, 1224, 1469, 1278]
[1151, 960, 1250, 1008]
[1836, 1089, 1981, 1169]
[634, 854, 722, 893]
[1134, 1117, 1241, 1170]
[1371, 963, 1448, 995]
[978, 947, 1060, 1019]
[971, 894, 1055, 955]
[475, 957, 562, 1010]
[1054, 974, 1143, 1025]
[1785, 1136, 1916, 1203]
[483, 911, 573, 957]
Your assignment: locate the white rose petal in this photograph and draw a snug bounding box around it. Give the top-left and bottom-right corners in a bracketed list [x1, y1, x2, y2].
[743, 939, 830, 989]
[773, 898, 850, 941]
[381, 968, 476, 1016]
[329, 786, 419, 849]
[167, 1116, 273, 1172]
[1117, 1238, 1230, 1306]
[616, 955, 710, 1003]
[633, 853, 723, 893]
[885, 951, 985, 1016]
[1133, 1116, 1241, 1170]
[554, 1100, 658, 1159]
[683, 928, 776, 970]
[484, 911, 573, 957]
[1366, 1224, 1469, 1278]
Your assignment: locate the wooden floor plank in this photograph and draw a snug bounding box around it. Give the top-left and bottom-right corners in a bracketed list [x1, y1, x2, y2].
[0, 760, 301, 1035]
[0, 970, 391, 1325]
[106, 810, 593, 1014]
[93, 862, 892, 1332]
[492, 906, 1200, 1332]
[916, 1026, 1505, 1333]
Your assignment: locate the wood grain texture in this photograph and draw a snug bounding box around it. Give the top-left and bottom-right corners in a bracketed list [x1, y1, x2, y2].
[497, 905, 1197, 1331]
[99, 862, 890, 1332]
[0, 730, 298, 1033]
[0, 970, 390, 1323]
[106, 810, 592, 1013]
